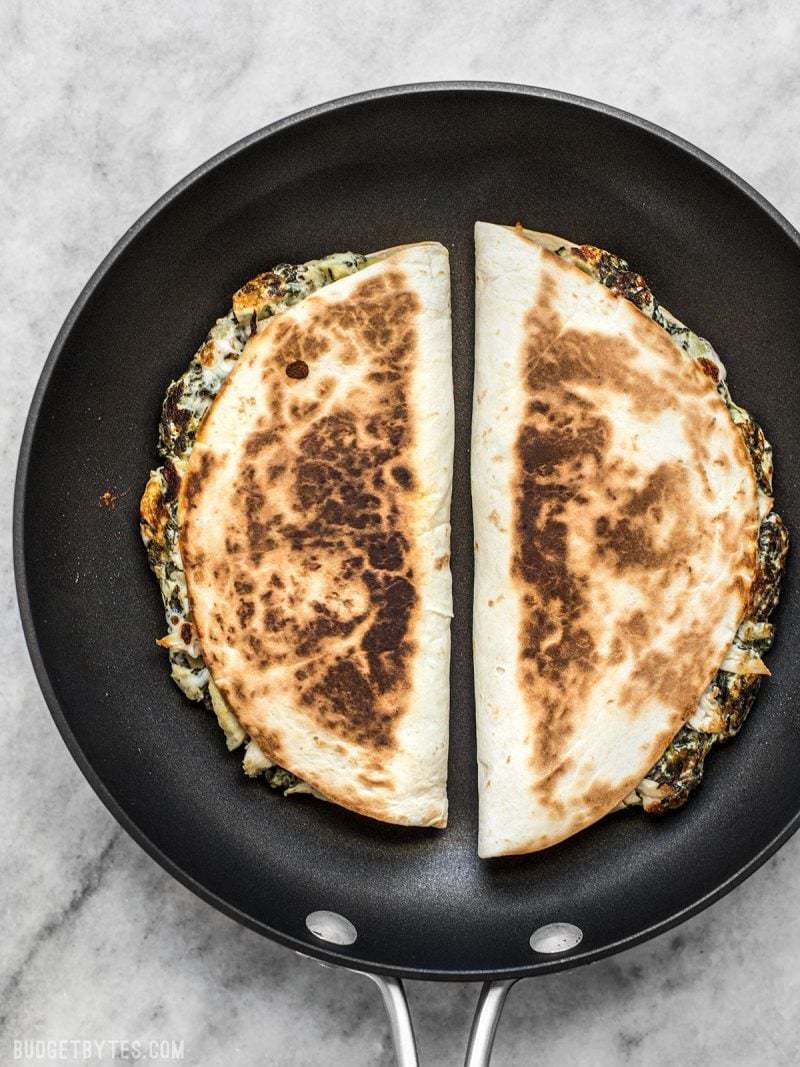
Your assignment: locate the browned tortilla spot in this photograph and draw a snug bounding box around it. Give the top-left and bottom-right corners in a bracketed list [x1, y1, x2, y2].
[623, 610, 649, 641]
[286, 359, 310, 380]
[248, 727, 285, 766]
[535, 756, 574, 803]
[616, 620, 714, 718]
[579, 779, 623, 818]
[183, 451, 215, 511]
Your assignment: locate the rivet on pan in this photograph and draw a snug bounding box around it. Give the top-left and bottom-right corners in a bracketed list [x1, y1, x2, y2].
[529, 922, 583, 954]
[305, 910, 358, 946]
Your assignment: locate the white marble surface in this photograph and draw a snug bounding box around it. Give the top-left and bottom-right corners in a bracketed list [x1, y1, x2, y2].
[3, 2, 800, 1064]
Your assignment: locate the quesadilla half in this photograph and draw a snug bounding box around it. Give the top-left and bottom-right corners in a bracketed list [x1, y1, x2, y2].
[472, 221, 787, 857]
[142, 242, 453, 827]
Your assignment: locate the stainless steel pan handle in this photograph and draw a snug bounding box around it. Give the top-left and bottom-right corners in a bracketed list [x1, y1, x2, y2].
[358, 972, 516, 1066]
[360, 972, 419, 1067]
[463, 980, 517, 1067]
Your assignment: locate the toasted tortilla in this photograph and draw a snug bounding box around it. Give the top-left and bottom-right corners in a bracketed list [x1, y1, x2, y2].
[180, 243, 453, 827]
[472, 222, 760, 857]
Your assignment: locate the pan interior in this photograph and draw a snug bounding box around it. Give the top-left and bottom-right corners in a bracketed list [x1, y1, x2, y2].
[16, 87, 800, 979]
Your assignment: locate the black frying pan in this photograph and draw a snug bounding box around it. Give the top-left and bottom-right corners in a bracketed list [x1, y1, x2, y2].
[14, 83, 800, 1065]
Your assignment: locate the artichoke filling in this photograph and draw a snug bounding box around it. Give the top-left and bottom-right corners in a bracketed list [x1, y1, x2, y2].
[554, 243, 788, 813]
[140, 253, 367, 791]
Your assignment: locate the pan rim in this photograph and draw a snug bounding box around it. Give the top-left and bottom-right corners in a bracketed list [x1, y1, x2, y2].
[13, 80, 800, 981]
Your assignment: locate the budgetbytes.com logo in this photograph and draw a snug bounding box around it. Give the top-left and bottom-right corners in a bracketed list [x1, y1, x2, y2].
[11, 1039, 186, 1062]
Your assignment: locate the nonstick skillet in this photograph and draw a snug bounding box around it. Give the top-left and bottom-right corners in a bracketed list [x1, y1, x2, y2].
[14, 84, 800, 1065]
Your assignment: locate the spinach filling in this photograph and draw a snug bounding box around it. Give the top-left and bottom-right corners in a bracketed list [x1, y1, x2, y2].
[140, 253, 367, 791]
[554, 244, 789, 813]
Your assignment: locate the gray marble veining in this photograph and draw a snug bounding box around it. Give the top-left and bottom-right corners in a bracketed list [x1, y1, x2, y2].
[2, 1, 800, 1063]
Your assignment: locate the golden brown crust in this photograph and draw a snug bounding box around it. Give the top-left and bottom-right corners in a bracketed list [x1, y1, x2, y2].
[140, 472, 167, 538]
[181, 269, 424, 770]
[510, 247, 759, 834]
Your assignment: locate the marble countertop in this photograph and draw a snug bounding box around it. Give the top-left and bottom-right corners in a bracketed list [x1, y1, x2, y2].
[3, 2, 800, 1064]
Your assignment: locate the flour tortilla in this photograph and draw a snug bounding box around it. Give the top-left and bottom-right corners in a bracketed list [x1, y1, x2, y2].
[181, 242, 453, 827]
[473, 222, 760, 856]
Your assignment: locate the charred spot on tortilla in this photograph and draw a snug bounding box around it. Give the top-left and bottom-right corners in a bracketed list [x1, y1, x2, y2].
[286, 359, 309, 379]
[512, 336, 610, 709]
